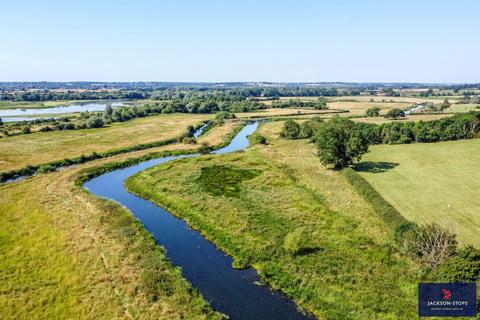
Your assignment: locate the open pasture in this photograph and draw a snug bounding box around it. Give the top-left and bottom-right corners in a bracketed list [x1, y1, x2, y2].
[357, 139, 480, 246]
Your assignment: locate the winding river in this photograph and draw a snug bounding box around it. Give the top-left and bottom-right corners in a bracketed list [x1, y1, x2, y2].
[84, 122, 313, 320]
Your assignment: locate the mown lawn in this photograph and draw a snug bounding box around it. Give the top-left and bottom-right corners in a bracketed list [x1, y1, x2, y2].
[0, 113, 211, 172]
[356, 138, 480, 247]
[126, 121, 420, 319]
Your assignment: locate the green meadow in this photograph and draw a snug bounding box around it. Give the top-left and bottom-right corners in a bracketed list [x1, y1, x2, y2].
[356, 138, 480, 247]
[126, 121, 421, 319]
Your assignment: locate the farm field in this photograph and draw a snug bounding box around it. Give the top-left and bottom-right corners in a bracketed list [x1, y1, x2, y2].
[125, 121, 420, 319]
[352, 113, 450, 124]
[356, 139, 480, 246]
[235, 108, 339, 118]
[0, 113, 211, 172]
[269, 95, 459, 104]
[0, 122, 243, 320]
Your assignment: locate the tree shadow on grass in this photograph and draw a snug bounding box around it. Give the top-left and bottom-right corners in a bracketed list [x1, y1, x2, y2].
[353, 161, 399, 174]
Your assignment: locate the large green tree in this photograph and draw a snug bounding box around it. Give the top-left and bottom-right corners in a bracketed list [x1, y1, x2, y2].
[280, 120, 301, 139]
[315, 117, 369, 169]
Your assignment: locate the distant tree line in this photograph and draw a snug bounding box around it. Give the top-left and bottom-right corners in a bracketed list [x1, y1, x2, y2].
[0, 90, 148, 101]
[271, 97, 328, 110]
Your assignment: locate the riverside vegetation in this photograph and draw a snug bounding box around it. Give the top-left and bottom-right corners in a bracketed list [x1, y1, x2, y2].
[0, 120, 245, 320]
[2, 83, 480, 319]
[127, 117, 480, 318]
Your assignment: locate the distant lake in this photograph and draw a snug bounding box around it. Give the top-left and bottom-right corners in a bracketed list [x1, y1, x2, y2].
[0, 101, 124, 122]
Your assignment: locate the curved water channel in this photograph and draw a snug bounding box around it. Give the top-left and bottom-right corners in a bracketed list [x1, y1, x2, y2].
[84, 122, 313, 320]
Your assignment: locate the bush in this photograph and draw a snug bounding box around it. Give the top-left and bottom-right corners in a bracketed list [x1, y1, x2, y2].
[283, 228, 306, 255]
[280, 120, 301, 139]
[198, 142, 213, 154]
[181, 136, 197, 144]
[385, 108, 405, 119]
[86, 116, 104, 128]
[215, 111, 236, 120]
[251, 134, 267, 145]
[37, 164, 56, 174]
[439, 245, 480, 282]
[411, 223, 457, 269]
[366, 107, 381, 117]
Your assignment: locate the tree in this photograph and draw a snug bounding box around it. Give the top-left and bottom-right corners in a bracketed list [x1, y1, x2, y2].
[412, 223, 457, 270]
[314, 97, 327, 110]
[280, 120, 301, 139]
[366, 107, 381, 117]
[315, 117, 369, 169]
[440, 98, 451, 110]
[385, 108, 405, 120]
[0, 117, 3, 126]
[86, 116, 104, 128]
[111, 109, 123, 122]
[104, 105, 113, 116]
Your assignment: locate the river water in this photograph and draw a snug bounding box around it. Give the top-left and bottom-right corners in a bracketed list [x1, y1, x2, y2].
[0, 101, 124, 122]
[84, 122, 313, 320]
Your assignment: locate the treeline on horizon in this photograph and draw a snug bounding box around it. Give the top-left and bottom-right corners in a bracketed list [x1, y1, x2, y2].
[1, 81, 480, 90]
[1, 82, 480, 102]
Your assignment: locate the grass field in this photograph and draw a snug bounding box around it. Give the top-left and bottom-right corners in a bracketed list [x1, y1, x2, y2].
[126, 121, 420, 319]
[0, 113, 212, 172]
[448, 103, 480, 113]
[0, 122, 243, 319]
[235, 108, 337, 118]
[356, 139, 480, 247]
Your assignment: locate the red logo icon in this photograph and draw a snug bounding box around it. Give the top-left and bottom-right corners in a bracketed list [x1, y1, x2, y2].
[442, 289, 452, 300]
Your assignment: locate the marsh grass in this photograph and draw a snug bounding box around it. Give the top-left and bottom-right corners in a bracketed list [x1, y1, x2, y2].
[196, 164, 260, 197]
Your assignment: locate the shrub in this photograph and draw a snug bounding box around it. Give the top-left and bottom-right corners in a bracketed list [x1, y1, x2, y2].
[280, 120, 301, 139]
[411, 223, 457, 269]
[283, 228, 306, 255]
[385, 108, 406, 119]
[86, 116, 104, 128]
[181, 136, 197, 144]
[37, 164, 56, 174]
[251, 134, 267, 145]
[198, 142, 213, 154]
[215, 111, 236, 120]
[439, 245, 480, 282]
[366, 107, 381, 117]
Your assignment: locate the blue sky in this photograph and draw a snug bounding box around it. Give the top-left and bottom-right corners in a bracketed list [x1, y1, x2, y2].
[0, 0, 479, 82]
